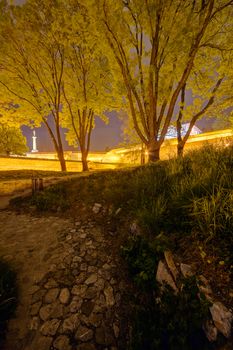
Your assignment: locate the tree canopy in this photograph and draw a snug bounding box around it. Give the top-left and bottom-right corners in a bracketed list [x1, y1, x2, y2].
[0, 124, 28, 156]
[0, 0, 233, 167]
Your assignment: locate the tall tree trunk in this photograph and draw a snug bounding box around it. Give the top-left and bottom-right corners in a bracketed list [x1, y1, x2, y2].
[177, 141, 184, 157]
[57, 147, 67, 172]
[55, 115, 67, 172]
[147, 139, 160, 162]
[81, 150, 89, 172]
[43, 118, 67, 172]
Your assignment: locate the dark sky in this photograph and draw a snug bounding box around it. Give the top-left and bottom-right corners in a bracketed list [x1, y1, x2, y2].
[22, 112, 123, 152]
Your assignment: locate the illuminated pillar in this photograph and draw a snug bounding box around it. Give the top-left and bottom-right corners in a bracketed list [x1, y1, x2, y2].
[31, 130, 38, 153]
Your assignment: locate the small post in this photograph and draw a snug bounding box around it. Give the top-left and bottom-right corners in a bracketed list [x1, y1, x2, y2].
[32, 178, 43, 194]
[38, 178, 44, 191]
[32, 178, 38, 194]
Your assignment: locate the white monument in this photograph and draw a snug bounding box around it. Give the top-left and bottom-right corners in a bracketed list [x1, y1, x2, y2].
[31, 130, 38, 153]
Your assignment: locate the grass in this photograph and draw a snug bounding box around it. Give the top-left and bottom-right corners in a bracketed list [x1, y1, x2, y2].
[0, 170, 77, 181]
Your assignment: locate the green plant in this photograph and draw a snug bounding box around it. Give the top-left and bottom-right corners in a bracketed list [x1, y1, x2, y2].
[31, 183, 70, 211]
[130, 277, 211, 350]
[121, 234, 169, 290]
[0, 260, 18, 345]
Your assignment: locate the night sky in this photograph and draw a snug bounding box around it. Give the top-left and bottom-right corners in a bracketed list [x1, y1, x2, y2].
[22, 112, 124, 152]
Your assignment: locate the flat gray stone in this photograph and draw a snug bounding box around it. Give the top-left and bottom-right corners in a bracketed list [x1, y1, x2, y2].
[156, 261, 178, 293]
[180, 263, 194, 278]
[44, 288, 59, 303]
[45, 278, 58, 289]
[75, 325, 94, 342]
[31, 289, 46, 303]
[104, 285, 115, 306]
[40, 319, 61, 336]
[53, 335, 72, 350]
[210, 302, 233, 338]
[61, 314, 80, 333]
[76, 344, 96, 350]
[81, 301, 95, 316]
[40, 304, 53, 321]
[85, 273, 97, 285]
[30, 301, 41, 316]
[85, 287, 97, 300]
[59, 288, 70, 304]
[71, 284, 87, 296]
[164, 251, 179, 281]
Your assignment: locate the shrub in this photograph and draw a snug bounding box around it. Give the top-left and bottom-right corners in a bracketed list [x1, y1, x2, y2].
[121, 234, 170, 290]
[130, 277, 211, 350]
[31, 183, 70, 211]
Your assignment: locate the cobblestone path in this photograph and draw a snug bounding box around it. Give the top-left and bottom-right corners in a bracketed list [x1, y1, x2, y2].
[0, 211, 129, 350]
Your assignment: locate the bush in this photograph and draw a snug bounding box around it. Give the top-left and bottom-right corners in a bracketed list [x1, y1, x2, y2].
[0, 260, 18, 345]
[30, 183, 70, 211]
[121, 234, 170, 290]
[130, 277, 211, 350]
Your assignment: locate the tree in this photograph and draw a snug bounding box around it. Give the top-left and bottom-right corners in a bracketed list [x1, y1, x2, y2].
[96, 0, 233, 162]
[60, 1, 115, 171]
[176, 76, 223, 157]
[0, 0, 67, 171]
[0, 124, 28, 156]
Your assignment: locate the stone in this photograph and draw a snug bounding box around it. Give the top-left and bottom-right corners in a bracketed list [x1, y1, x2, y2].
[39, 302, 63, 321]
[197, 275, 213, 298]
[85, 312, 102, 327]
[85, 287, 97, 300]
[31, 289, 46, 303]
[76, 344, 96, 350]
[72, 284, 87, 297]
[40, 304, 53, 321]
[81, 301, 95, 316]
[44, 288, 59, 303]
[210, 302, 233, 338]
[28, 285, 40, 295]
[104, 285, 115, 306]
[180, 263, 194, 278]
[59, 288, 70, 304]
[73, 256, 82, 263]
[113, 323, 120, 338]
[70, 299, 82, 313]
[44, 278, 58, 289]
[35, 336, 53, 350]
[40, 319, 61, 336]
[164, 251, 179, 281]
[61, 314, 80, 333]
[203, 319, 218, 342]
[85, 274, 98, 285]
[115, 208, 122, 215]
[92, 203, 102, 214]
[50, 302, 64, 318]
[30, 301, 41, 316]
[53, 335, 72, 350]
[156, 261, 178, 293]
[30, 316, 40, 330]
[75, 325, 94, 342]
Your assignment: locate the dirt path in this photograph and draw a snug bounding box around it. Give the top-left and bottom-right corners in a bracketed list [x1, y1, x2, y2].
[0, 210, 130, 350]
